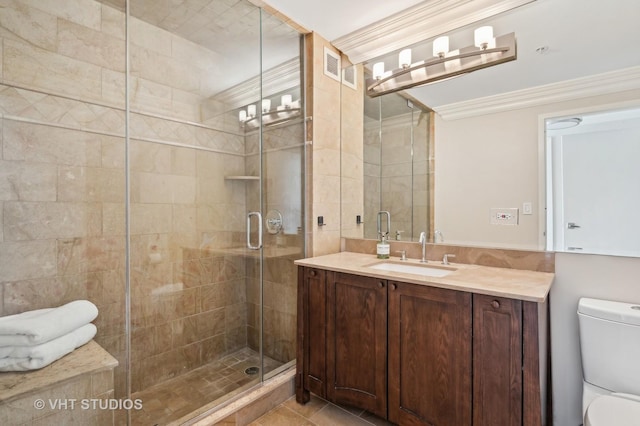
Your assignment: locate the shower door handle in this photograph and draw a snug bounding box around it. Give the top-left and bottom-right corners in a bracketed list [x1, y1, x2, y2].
[247, 211, 263, 250]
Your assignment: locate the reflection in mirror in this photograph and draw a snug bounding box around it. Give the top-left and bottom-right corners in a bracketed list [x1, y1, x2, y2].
[362, 86, 433, 242]
[546, 105, 640, 257]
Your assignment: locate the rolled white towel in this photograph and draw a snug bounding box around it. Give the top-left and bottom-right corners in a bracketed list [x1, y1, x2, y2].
[0, 300, 98, 347]
[0, 323, 96, 371]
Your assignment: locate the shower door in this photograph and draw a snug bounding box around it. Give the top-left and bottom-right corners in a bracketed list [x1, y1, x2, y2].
[126, 1, 304, 424]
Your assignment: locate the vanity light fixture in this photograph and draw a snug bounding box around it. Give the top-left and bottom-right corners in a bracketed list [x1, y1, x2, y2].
[366, 27, 517, 97]
[238, 95, 301, 130]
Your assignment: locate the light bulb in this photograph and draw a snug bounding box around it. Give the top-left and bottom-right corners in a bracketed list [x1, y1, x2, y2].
[373, 62, 385, 80]
[399, 49, 412, 68]
[261, 99, 271, 113]
[433, 36, 449, 58]
[474, 26, 494, 49]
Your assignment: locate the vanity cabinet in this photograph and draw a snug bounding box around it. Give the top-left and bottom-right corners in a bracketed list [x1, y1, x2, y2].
[326, 272, 387, 418]
[388, 281, 472, 425]
[296, 265, 546, 426]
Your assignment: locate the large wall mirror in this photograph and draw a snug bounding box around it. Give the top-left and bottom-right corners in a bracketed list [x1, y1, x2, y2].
[545, 105, 640, 257]
[362, 91, 433, 242]
[340, 69, 433, 243]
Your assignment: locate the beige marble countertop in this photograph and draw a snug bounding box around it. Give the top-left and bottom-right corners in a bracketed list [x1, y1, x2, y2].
[295, 252, 554, 302]
[0, 340, 118, 403]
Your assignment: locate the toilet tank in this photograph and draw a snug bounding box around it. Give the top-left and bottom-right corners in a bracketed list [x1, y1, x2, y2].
[578, 297, 640, 395]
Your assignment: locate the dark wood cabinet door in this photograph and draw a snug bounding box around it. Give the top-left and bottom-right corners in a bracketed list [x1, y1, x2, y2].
[473, 294, 523, 426]
[326, 272, 387, 418]
[388, 281, 472, 426]
[296, 266, 327, 402]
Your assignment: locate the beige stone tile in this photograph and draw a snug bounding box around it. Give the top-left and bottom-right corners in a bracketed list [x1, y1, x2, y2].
[0, 239, 56, 281]
[91, 369, 115, 396]
[309, 403, 373, 426]
[101, 3, 125, 40]
[4, 39, 103, 102]
[57, 18, 125, 72]
[0, 160, 57, 201]
[137, 172, 196, 204]
[130, 45, 200, 94]
[129, 16, 172, 56]
[3, 120, 103, 167]
[282, 394, 328, 419]
[129, 76, 172, 115]
[130, 139, 172, 173]
[22, 0, 102, 31]
[0, 2, 57, 51]
[130, 203, 172, 235]
[58, 166, 125, 203]
[3, 201, 97, 241]
[251, 405, 314, 426]
[101, 68, 126, 108]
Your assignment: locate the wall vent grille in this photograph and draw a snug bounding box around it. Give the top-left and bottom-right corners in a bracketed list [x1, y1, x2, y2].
[342, 65, 357, 90]
[324, 47, 341, 82]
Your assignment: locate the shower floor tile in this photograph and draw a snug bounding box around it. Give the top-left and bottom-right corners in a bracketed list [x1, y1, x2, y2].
[131, 347, 283, 426]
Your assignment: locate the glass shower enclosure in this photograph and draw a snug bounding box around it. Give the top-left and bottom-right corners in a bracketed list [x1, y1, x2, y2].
[0, 0, 304, 424]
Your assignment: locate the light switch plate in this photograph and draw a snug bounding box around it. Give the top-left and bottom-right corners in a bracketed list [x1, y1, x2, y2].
[490, 208, 519, 225]
[523, 202, 533, 215]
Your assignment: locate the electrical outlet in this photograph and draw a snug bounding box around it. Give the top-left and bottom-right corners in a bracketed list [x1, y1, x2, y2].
[490, 208, 519, 225]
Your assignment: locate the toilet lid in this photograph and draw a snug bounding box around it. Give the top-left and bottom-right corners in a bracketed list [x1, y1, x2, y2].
[585, 395, 640, 426]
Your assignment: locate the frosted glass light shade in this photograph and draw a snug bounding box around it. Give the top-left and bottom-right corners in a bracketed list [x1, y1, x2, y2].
[281, 94, 292, 108]
[373, 62, 385, 80]
[261, 99, 271, 113]
[239, 110, 247, 121]
[433, 36, 449, 57]
[399, 49, 412, 68]
[247, 104, 256, 117]
[474, 26, 494, 48]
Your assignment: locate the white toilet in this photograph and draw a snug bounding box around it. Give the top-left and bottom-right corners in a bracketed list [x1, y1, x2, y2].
[578, 297, 640, 426]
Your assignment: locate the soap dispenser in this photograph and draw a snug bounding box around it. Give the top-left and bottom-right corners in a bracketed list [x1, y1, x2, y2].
[377, 234, 390, 259]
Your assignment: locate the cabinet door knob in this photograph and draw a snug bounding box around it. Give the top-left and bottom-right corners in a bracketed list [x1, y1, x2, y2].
[390, 283, 397, 290]
[378, 281, 385, 288]
[491, 300, 500, 309]
[309, 270, 316, 277]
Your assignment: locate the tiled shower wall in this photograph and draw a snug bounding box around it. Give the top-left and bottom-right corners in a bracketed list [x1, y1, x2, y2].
[0, 0, 254, 397]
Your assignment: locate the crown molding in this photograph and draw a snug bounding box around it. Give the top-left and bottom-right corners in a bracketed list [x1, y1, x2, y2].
[433, 66, 640, 120]
[332, 0, 535, 65]
[209, 58, 300, 109]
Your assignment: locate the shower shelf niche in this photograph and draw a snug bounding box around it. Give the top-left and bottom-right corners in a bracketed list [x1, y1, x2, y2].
[224, 175, 260, 181]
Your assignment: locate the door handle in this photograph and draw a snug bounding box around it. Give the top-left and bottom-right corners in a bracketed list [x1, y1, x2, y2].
[247, 211, 263, 250]
[567, 222, 581, 229]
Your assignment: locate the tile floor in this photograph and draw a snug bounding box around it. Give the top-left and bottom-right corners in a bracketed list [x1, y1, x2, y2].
[243, 394, 395, 426]
[130, 347, 283, 425]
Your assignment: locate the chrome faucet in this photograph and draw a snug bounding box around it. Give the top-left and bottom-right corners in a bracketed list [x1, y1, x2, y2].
[418, 231, 427, 263]
[377, 211, 391, 240]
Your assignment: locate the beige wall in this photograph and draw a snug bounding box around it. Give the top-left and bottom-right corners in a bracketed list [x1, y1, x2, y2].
[435, 89, 640, 250]
[340, 61, 365, 241]
[308, 33, 342, 256]
[434, 88, 640, 425]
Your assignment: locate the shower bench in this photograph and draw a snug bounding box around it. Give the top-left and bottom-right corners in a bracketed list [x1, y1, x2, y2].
[0, 340, 118, 425]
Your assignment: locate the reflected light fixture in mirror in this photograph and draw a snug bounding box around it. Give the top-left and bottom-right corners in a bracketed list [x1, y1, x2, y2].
[366, 26, 516, 97]
[238, 95, 301, 129]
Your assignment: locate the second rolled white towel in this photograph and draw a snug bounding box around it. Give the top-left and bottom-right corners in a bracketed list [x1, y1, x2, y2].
[0, 300, 98, 347]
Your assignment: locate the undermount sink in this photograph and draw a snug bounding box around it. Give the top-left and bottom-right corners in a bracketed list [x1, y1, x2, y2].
[367, 261, 456, 277]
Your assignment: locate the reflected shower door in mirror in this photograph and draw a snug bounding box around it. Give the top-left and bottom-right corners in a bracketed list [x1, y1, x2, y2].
[545, 105, 640, 257]
[362, 91, 433, 242]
